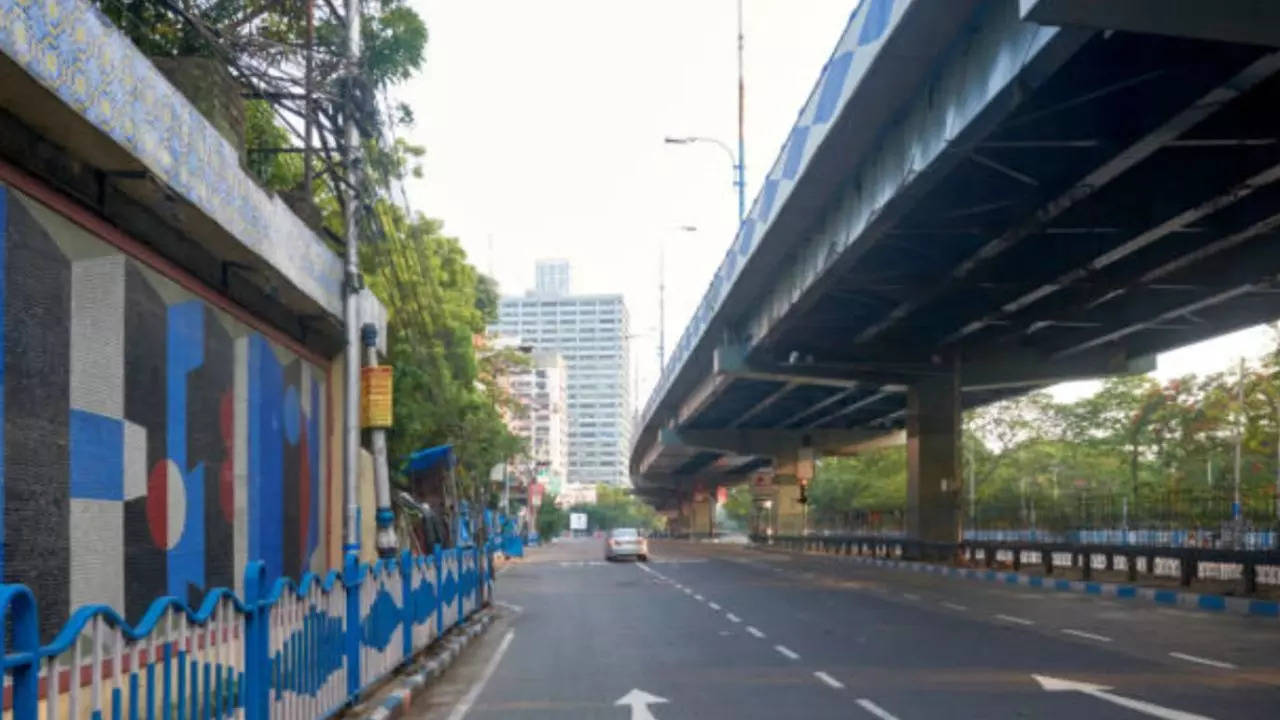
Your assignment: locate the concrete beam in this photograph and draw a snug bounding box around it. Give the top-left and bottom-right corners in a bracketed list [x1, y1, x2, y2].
[663, 427, 901, 457]
[961, 346, 1153, 391]
[1020, 0, 1280, 47]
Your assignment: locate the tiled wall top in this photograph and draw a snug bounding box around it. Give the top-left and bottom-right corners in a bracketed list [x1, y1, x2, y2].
[0, 0, 345, 316]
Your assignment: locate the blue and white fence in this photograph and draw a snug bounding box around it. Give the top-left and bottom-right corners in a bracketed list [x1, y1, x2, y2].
[0, 541, 498, 720]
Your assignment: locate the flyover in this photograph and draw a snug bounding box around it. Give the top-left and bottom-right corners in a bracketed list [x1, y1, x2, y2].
[630, 0, 1280, 542]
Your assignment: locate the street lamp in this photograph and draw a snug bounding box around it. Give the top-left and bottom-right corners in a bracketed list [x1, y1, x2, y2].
[665, 136, 745, 226]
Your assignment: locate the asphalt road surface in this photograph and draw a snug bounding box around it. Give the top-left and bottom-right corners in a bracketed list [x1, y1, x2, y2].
[409, 538, 1280, 719]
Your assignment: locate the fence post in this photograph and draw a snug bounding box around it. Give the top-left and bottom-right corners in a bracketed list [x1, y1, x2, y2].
[433, 544, 445, 635]
[0, 585, 39, 720]
[242, 561, 267, 720]
[401, 550, 414, 660]
[344, 551, 362, 701]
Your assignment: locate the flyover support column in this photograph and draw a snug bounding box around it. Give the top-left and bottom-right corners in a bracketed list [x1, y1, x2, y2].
[691, 489, 713, 539]
[906, 367, 962, 545]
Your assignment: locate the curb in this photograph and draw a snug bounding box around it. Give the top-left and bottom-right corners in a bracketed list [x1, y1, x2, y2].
[757, 546, 1280, 619]
[356, 609, 498, 720]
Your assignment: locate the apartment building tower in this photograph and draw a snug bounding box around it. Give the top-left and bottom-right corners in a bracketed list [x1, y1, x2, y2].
[492, 261, 632, 486]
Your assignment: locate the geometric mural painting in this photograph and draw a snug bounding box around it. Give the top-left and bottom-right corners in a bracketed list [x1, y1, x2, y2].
[0, 182, 329, 639]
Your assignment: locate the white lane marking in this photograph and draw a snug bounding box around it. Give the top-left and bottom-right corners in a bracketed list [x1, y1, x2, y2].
[941, 602, 968, 611]
[856, 699, 901, 720]
[745, 626, 766, 639]
[683, 588, 693, 595]
[774, 645, 800, 660]
[814, 671, 844, 689]
[1033, 674, 1212, 720]
[694, 594, 704, 601]
[708, 602, 722, 610]
[494, 600, 524, 613]
[1061, 628, 1112, 643]
[994, 614, 1034, 625]
[446, 630, 515, 720]
[1168, 652, 1236, 669]
[902, 593, 920, 600]
[725, 613, 742, 623]
[615, 688, 668, 720]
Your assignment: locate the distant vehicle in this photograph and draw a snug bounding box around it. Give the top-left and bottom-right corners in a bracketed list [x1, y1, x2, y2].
[604, 527, 648, 561]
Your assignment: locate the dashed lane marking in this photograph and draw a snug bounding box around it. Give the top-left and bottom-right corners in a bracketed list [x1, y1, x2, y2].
[1169, 652, 1236, 669]
[902, 593, 920, 600]
[941, 602, 968, 611]
[856, 699, 901, 720]
[694, 594, 704, 601]
[726, 613, 742, 623]
[814, 671, 844, 689]
[745, 626, 766, 639]
[774, 645, 800, 660]
[1061, 629, 1112, 643]
[994, 614, 1034, 626]
[708, 602, 722, 610]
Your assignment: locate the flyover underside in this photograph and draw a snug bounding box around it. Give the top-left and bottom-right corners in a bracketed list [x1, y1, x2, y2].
[636, 17, 1280, 523]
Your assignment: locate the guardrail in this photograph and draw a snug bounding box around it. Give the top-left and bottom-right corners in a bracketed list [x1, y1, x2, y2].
[753, 534, 1280, 595]
[0, 541, 498, 720]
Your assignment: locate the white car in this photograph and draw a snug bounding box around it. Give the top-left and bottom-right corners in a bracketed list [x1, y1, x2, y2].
[604, 527, 648, 561]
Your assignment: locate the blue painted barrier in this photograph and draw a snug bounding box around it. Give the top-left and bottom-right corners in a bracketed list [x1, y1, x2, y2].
[0, 539, 500, 719]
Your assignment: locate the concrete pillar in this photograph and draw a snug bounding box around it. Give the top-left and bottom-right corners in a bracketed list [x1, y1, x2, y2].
[771, 480, 806, 536]
[691, 494, 713, 538]
[906, 369, 962, 543]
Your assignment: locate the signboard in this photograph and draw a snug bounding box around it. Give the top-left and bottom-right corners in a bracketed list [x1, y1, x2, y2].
[716, 485, 728, 504]
[360, 365, 394, 428]
[529, 482, 544, 509]
[569, 512, 588, 531]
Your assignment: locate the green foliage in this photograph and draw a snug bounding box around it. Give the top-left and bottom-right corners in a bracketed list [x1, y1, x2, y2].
[243, 100, 304, 191]
[537, 496, 568, 540]
[571, 485, 663, 532]
[361, 204, 524, 496]
[722, 485, 754, 529]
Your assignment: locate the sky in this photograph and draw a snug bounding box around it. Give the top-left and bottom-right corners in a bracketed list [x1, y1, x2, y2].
[399, 0, 1274, 406]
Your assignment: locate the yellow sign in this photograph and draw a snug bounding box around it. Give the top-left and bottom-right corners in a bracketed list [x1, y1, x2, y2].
[361, 365, 394, 428]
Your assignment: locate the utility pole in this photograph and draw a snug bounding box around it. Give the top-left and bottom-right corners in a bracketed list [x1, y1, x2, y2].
[657, 240, 665, 374]
[1233, 356, 1245, 547]
[341, 0, 364, 556]
[736, 0, 747, 224]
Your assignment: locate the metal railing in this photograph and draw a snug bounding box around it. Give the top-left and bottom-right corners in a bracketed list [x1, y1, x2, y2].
[754, 534, 1280, 595]
[0, 541, 499, 720]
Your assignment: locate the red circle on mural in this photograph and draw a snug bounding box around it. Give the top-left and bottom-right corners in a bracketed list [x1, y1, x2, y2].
[145, 461, 169, 548]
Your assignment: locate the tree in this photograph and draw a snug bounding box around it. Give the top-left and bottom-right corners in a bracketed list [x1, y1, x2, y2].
[537, 496, 568, 540]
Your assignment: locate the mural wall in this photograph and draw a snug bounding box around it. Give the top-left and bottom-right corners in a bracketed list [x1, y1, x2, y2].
[0, 182, 331, 638]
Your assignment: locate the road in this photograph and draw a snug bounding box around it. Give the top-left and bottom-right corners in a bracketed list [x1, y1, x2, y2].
[409, 538, 1280, 719]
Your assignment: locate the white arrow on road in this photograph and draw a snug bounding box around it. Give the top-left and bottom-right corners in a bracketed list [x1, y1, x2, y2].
[614, 688, 668, 720]
[1032, 675, 1212, 720]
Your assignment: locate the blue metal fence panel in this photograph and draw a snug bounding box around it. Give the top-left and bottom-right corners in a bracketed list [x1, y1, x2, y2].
[0, 539, 502, 719]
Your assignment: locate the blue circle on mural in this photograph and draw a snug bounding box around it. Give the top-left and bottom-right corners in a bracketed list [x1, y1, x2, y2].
[283, 385, 301, 443]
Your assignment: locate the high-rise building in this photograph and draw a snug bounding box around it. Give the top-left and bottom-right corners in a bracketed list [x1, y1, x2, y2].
[535, 259, 571, 296]
[501, 349, 569, 493]
[492, 261, 632, 486]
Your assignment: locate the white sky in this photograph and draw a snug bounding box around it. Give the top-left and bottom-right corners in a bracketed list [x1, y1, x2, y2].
[399, 0, 1273, 406]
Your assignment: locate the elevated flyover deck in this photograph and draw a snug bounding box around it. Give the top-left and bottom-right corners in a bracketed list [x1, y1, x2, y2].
[631, 0, 1280, 539]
